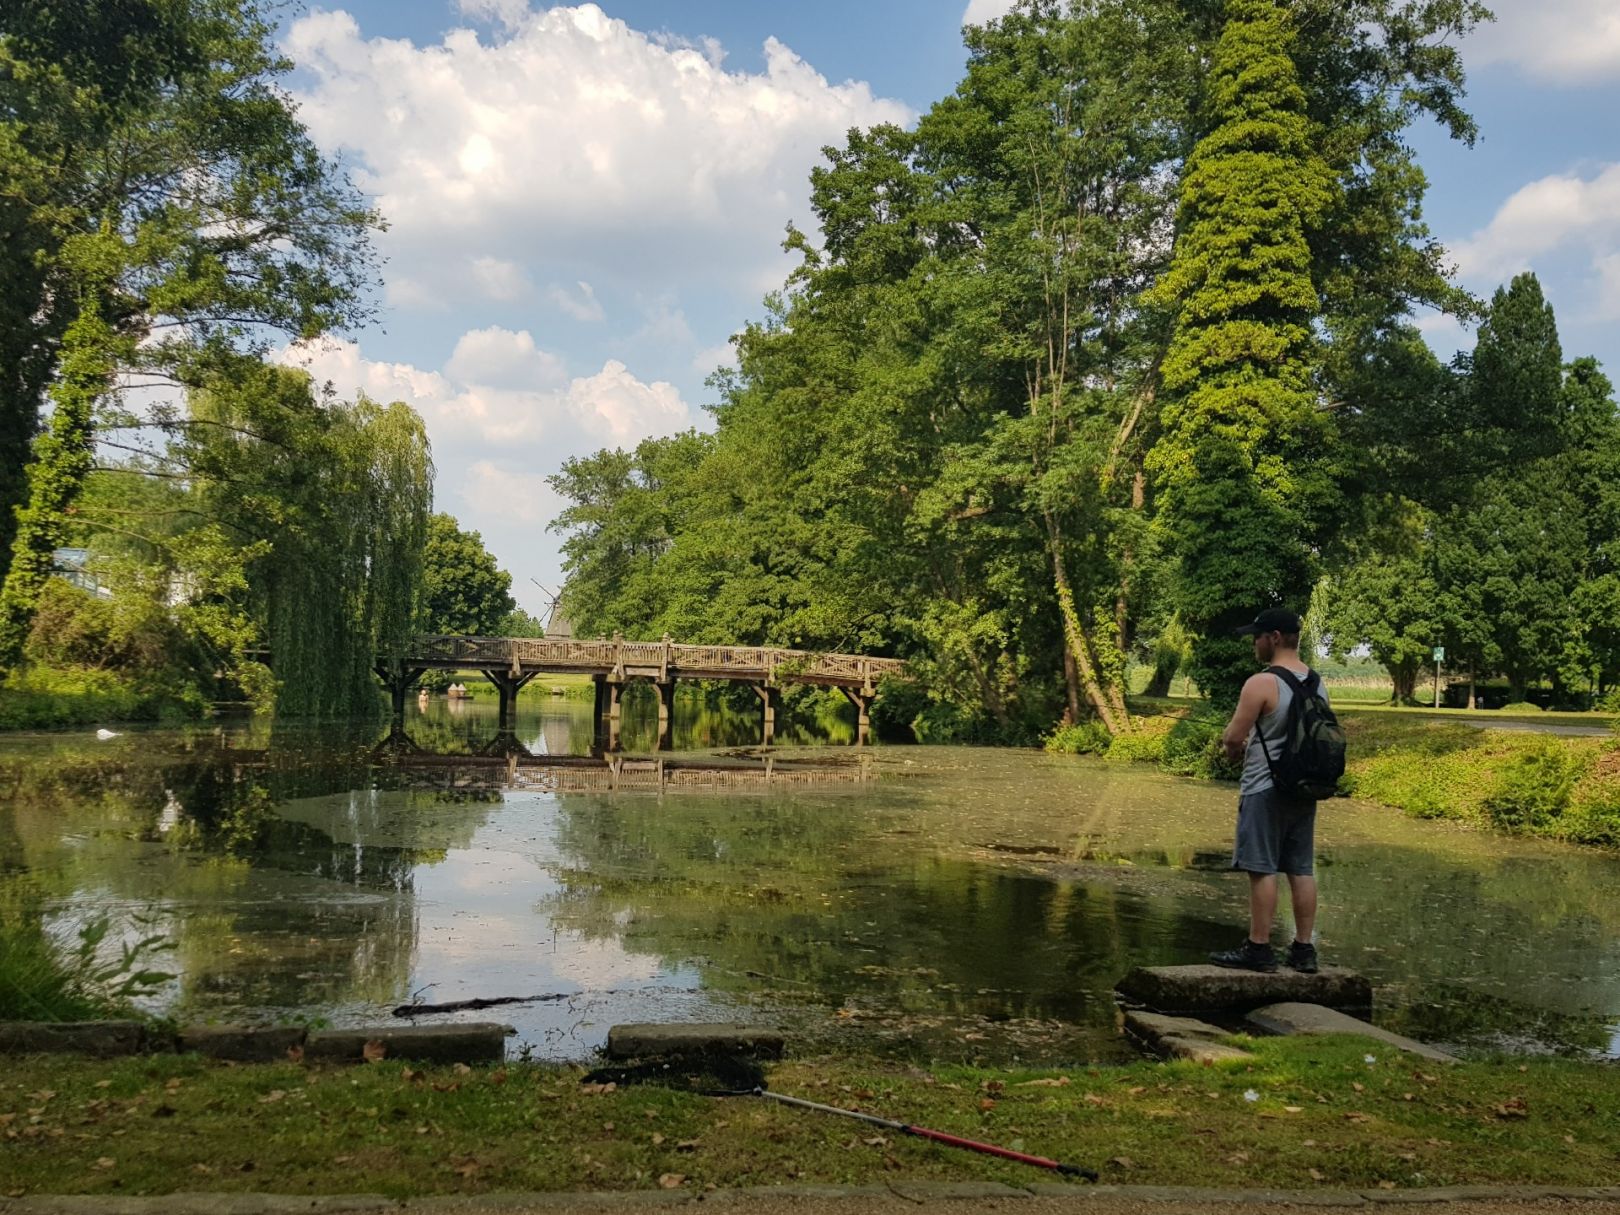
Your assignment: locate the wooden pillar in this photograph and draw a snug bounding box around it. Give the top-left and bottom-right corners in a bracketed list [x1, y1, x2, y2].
[592, 675, 607, 742]
[378, 664, 427, 725]
[840, 686, 873, 747]
[753, 683, 777, 748]
[481, 669, 534, 730]
[607, 680, 623, 752]
[656, 680, 676, 751]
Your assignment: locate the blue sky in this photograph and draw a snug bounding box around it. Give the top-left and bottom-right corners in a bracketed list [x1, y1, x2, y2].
[273, 0, 1620, 615]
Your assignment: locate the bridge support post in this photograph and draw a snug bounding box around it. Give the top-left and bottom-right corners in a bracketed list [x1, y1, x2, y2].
[481, 669, 536, 729]
[376, 663, 428, 725]
[656, 680, 676, 751]
[607, 680, 623, 752]
[840, 687, 873, 747]
[753, 683, 778, 748]
[591, 676, 608, 747]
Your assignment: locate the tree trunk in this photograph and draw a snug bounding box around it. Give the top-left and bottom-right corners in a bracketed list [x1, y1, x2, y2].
[1045, 511, 1129, 734]
[0, 304, 111, 669]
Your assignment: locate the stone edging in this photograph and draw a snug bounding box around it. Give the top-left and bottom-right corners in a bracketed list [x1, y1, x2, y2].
[0, 1022, 512, 1065]
[4, 1184, 1620, 1212]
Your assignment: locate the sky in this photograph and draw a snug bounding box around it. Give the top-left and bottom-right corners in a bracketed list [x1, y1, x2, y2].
[270, 0, 1620, 617]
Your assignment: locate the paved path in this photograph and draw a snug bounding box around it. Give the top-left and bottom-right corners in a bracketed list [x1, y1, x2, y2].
[6, 1186, 1620, 1215]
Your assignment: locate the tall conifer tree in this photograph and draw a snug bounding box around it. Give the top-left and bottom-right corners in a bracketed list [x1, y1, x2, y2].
[1147, 0, 1338, 703]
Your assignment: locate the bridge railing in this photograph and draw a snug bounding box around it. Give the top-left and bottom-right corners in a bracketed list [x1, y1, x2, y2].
[397, 635, 905, 688]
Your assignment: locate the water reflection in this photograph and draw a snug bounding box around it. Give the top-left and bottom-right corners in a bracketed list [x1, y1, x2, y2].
[2, 699, 1618, 1061]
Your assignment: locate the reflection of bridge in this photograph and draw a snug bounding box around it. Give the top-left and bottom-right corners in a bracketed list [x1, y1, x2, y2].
[375, 635, 906, 748]
[373, 749, 877, 793]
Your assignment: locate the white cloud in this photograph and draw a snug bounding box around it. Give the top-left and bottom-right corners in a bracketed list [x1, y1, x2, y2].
[632, 298, 694, 347]
[284, 4, 913, 305]
[471, 256, 532, 301]
[462, 460, 564, 525]
[962, 0, 1018, 27]
[1450, 164, 1620, 314]
[545, 280, 605, 322]
[691, 338, 738, 375]
[1465, 0, 1620, 84]
[279, 334, 692, 450]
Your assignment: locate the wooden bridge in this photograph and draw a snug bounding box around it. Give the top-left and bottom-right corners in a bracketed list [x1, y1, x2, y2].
[375, 635, 906, 748]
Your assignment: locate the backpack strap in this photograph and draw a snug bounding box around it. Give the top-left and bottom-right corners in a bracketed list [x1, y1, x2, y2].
[1255, 666, 1316, 785]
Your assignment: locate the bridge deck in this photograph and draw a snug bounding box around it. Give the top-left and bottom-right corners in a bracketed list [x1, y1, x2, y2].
[396, 635, 905, 692]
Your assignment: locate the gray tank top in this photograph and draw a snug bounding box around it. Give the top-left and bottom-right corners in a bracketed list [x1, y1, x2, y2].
[1240, 669, 1320, 795]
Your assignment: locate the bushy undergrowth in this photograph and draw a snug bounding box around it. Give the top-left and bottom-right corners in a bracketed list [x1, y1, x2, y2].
[0, 882, 175, 1021]
[1050, 702, 1620, 849]
[0, 666, 204, 730]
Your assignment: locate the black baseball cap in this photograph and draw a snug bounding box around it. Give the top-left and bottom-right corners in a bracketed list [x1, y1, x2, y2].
[1233, 608, 1302, 637]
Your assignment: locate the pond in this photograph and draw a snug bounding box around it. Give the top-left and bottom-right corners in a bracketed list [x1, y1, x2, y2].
[3, 694, 1618, 1063]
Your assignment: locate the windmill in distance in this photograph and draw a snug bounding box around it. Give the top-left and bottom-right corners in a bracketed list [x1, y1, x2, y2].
[531, 579, 573, 639]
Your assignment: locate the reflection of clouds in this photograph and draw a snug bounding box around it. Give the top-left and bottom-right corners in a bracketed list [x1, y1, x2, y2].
[410, 837, 673, 999]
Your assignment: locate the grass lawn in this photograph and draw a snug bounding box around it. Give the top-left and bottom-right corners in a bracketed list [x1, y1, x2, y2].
[3, 1037, 1616, 1198]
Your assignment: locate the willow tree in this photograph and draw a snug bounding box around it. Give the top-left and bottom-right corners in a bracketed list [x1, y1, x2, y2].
[1146, 0, 1339, 703]
[179, 364, 433, 718]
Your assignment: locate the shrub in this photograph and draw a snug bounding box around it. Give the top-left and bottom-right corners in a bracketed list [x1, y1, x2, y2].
[0, 665, 205, 730]
[1499, 701, 1543, 714]
[1105, 715, 1173, 763]
[1160, 705, 1240, 779]
[1482, 740, 1583, 832]
[1044, 718, 1112, 755]
[1565, 752, 1620, 846]
[0, 881, 175, 1021]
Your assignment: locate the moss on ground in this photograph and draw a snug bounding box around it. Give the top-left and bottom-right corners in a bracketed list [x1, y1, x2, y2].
[2, 1037, 1616, 1198]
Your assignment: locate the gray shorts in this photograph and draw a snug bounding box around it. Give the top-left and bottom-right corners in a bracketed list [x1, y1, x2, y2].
[1233, 786, 1317, 876]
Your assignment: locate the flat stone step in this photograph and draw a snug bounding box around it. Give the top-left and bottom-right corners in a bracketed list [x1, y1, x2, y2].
[0, 1020, 151, 1057]
[1246, 1002, 1459, 1063]
[178, 1025, 307, 1063]
[606, 1022, 786, 1060]
[1116, 964, 1372, 1015]
[1122, 1011, 1253, 1063]
[305, 1023, 511, 1064]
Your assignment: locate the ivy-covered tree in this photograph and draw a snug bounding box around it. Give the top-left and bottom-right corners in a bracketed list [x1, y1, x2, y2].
[0, 0, 379, 666]
[1146, 0, 1339, 704]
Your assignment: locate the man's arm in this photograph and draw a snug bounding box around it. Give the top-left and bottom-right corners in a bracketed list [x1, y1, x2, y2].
[1221, 674, 1273, 763]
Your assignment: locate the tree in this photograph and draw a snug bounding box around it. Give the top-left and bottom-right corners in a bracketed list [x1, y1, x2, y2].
[0, 0, 379, 663]
[1146, 0, 1339, 705]
[420, 514, 515, 637]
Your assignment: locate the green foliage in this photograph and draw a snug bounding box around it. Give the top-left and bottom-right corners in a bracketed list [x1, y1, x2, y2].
[1147, 0, 1339, 706]
[1160, 704, 1242, 779]
[0, 880, 174, 1021]
[1482, 741, 1582, 833]
[1044, 719, 1112, 756]
[1104, 716, 1172, 763]
[420, 513, 515, 637]
[0, 664, 203, 729]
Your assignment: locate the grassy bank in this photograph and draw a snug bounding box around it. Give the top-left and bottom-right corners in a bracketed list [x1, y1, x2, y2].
[0, 666, 206, 731]
[1, 1037, 1615, 1197]
[1051, 707, 1620, 848]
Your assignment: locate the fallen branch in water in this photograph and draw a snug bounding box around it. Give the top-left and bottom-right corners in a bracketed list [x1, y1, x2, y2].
[392, 993, 571, 1018]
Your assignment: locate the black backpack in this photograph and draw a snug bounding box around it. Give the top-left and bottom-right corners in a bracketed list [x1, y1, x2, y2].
[1258, 666, 1346, 802]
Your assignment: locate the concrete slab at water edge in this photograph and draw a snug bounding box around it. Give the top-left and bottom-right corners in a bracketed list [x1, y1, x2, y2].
[0, 1021, 151, 1057]
[605, 1023, 786, 1060]
[1121, 1011, 1254, 1063]
[177, 1025, 307, 1063]
[304, 1023, 512, 1064]
[1115, 965, 1373, 1015]
[1245, 1002, 1459, 1063]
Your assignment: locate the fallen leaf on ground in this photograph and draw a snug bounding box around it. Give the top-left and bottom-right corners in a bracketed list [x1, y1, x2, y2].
[1016, 1078, 1069, 1088]
[658, 1173, 686, 1189]
[286, 1046, 304, 1064]
[1309, 1169, 1326, 1182]
[93, 1158, 115, 1170]
[1110, 1156, 1135, 1170]
[863, 1136, 889, 1147]
[650, 1133, 665, 1146]
[1494, 1099, 1528, 1120]
[1284, 1106, 1304, 1113]
[580, 1083, 617, 1096]
[978, 1098, 997, 1112]
[452, 1063, 472, 1076]
[361, 1040, 386, 1064]
[1378, 1181, 1397, 1190]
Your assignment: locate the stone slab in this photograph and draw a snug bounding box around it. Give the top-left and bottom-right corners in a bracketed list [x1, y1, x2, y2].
[1116, 964, 1372, 1015]
[0, 1020, 151, 1057]
[304, 1022, 510, 1064]
[177, 1025, 308, 1063]
[1246, 1002, 1459, 1064]
[605, 1022, 786, 1060]
[1121, 1011, 1253, 1063]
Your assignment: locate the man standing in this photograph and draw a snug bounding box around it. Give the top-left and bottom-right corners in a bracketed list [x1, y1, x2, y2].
[1210, 607, 1321, 974]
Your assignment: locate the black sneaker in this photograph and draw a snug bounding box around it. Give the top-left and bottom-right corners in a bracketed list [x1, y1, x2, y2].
[1287, 941, 1319, 974]
[1209, 939, 1277, 972]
